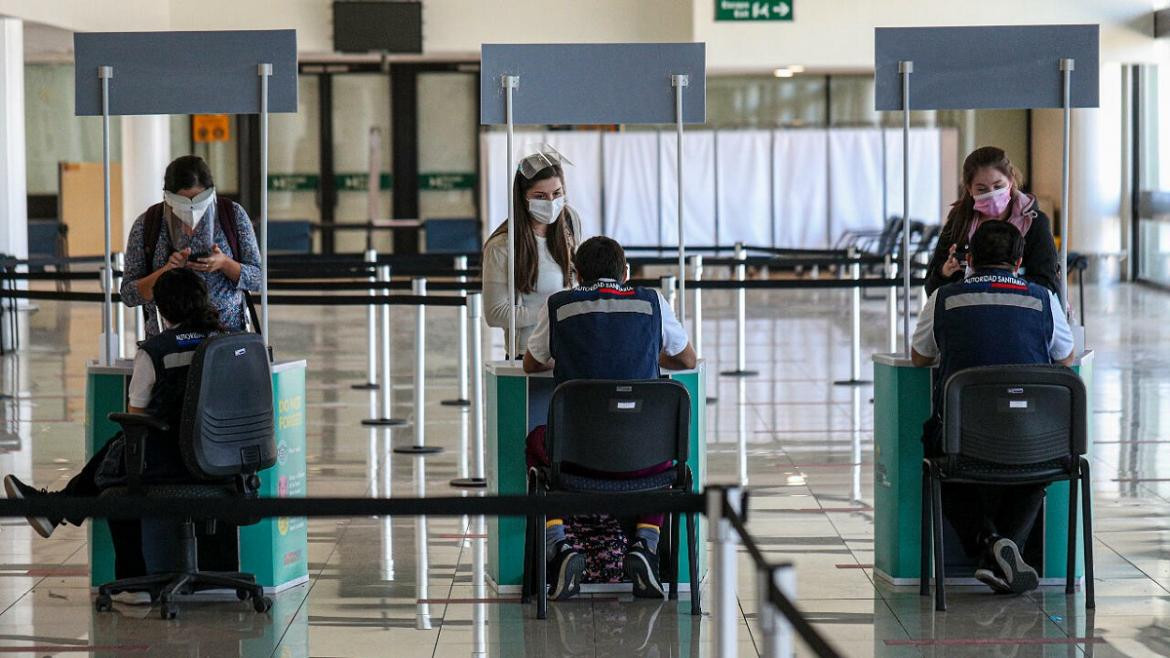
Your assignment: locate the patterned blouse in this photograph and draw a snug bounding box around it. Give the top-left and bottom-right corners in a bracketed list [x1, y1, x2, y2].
[120, 201, 262, 337]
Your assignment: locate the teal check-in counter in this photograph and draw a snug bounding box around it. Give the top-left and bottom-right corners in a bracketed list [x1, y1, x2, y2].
[872, 351, 1093, 586]
[84, 358, 310, 593]
[485, 361, 707, 593]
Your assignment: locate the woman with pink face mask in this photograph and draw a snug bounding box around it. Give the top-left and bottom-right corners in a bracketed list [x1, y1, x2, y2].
[924, 146, 1059, 296]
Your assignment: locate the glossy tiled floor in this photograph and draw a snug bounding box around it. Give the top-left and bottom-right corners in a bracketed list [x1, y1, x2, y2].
[0, 281, 1167, 656]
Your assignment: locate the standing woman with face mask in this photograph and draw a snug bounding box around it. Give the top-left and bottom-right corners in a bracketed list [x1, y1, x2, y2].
[120, 155, 262, 337]
[482, 148, 581, 357]
[925, 146, 1060, 296]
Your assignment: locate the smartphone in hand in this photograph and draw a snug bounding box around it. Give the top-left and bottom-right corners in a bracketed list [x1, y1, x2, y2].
[188, 251, 209, 263]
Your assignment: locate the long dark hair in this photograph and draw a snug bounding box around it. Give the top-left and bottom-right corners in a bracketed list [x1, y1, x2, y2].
[487, 164, 576, 294]
[164, 155, 215, 193]
[941, 146, 1021, 246]
[153, 268, 223, 333]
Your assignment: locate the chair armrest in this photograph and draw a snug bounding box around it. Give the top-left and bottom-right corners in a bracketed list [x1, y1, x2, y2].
[107, 413, 168, 491]
[107, 412, 170, 434]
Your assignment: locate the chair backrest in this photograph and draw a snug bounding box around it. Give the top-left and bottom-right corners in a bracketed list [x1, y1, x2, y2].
[179, 333, 276, 479]
[942, 365, 1086, 465]
[546, 379, 690, 477]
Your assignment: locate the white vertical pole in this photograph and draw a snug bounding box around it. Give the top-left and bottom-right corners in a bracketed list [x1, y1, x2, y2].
[414, 278, 427, 450]
[899, 61, 913, 357]
[358, 249, 378, 388]
[709, 487, 742, 658]
[672, 74, 689, 333]
[99, 66, 114, 366]
[470, 294, 486, 482]
[735, 243, 747, 372]
[502, 75, 519, 358]
[1060, 58, 1075, 314]
[379, 266, 394, 419]
[258, 63, 272, 344]
[660, 275, 677, 315]
[886, 255, 897, 354]
[759, 565, 797, 658]
[444, 255, 470, 406]
[691, 254, 704, 359]
[471, 513, 487, 657]
[114, 252, 125, 359]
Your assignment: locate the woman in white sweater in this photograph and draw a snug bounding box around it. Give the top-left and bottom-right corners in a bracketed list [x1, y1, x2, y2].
[483, 150, 580, 357]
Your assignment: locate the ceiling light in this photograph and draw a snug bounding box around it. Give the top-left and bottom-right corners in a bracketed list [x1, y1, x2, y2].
[773, 68, 794, 78]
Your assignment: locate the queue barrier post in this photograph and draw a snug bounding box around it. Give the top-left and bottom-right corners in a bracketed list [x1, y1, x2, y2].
[442, 255, 472, 408]
[721, 242, 757, 377]
[114, 252, 125, 359]
[710, 486, 743, 658]
[352, 249, 379, 390]
[396, 277, 443, 455]
[362, 264, 407, 427]
[759, 564, 797, 658]
[452, 293, 487, 488]
[886, 255, 897, 354]
[834, 248, 871, 386]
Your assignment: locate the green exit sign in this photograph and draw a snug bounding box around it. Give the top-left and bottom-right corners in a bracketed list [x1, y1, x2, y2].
[716, 0, 792, 21]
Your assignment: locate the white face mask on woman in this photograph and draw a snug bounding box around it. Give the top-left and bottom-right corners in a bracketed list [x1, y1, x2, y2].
[164, 187, 216, 229]
[527, 197, 565, 225]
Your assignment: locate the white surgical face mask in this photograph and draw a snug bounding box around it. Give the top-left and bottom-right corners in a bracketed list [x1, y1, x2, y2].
[164, 187, 216, 229]
[527, 197, 565, 225]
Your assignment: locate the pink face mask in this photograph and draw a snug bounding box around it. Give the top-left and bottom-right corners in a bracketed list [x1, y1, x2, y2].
[973, 186, 1012, 217]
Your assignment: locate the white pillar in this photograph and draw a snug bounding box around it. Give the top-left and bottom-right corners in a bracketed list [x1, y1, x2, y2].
[121, 116, 171, 243]
[0, 19, 28, 262]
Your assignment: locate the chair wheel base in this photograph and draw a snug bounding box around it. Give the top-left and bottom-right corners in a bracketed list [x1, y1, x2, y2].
[393, 445, 443, 455]
[450, 477, 487, 488]
[361, 418, 408, 427]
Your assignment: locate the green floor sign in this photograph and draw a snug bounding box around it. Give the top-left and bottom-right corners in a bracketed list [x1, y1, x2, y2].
[716, 0, 792, 20]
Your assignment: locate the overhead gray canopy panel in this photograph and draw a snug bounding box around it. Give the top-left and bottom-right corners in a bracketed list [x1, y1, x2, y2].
[74, 29, 298, 116]
[479, 43, 706, 125]
[874, 24, 1099, 111]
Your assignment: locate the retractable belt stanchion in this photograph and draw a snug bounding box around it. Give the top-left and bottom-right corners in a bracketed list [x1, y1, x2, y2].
[352, 249, 380, 390]
[451, 293, 486, 488]
[709, 487, 743, 658]
[363, 265, 407, 427]
[442, 255, 471, 407]
[396, 278, 443, 455]
[114, 252, 125, 359]
[758, 564, 797, 658]
[721, 242, 757, 377]
[834, 248, 871, 386]
[885, 255, 897, 354]
[660, 274, 677, 313]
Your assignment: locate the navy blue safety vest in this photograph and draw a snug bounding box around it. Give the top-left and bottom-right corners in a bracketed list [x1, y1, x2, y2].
[931, 268, 1054, 411]
[138, 327, 213, 477]
[546, 280, 662, 385]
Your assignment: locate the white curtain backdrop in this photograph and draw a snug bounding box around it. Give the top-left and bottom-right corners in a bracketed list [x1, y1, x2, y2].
[480, 127, 945, 249]
[716, 130, 772, 246]
[884, 127, 941, 224]
[773, 130, 829, 249]
[602, 131, 659, 246]
[659, 131, 717, 247]
[828, 128, 885, 240]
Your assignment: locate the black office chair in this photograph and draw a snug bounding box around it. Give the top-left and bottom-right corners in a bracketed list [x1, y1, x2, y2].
[920, 365, 1094, 612]
[522, 379, 698, 620]
[95, 333, 277, 620]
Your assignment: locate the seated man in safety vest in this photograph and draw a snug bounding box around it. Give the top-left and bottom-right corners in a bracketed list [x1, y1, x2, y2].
[523, 235, 696, 601]
[911, 220, 1074, 595]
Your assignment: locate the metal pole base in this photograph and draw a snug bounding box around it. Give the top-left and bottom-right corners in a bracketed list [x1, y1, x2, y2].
[440, 399, 472, 407]
[352, 383, 380, 391]
[832, 379, 873, 387]
[394, 445, 444, 455]
[361, 418, 409, 427]
[720, 369, 759, 377]
[449, 477, 487, 488]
